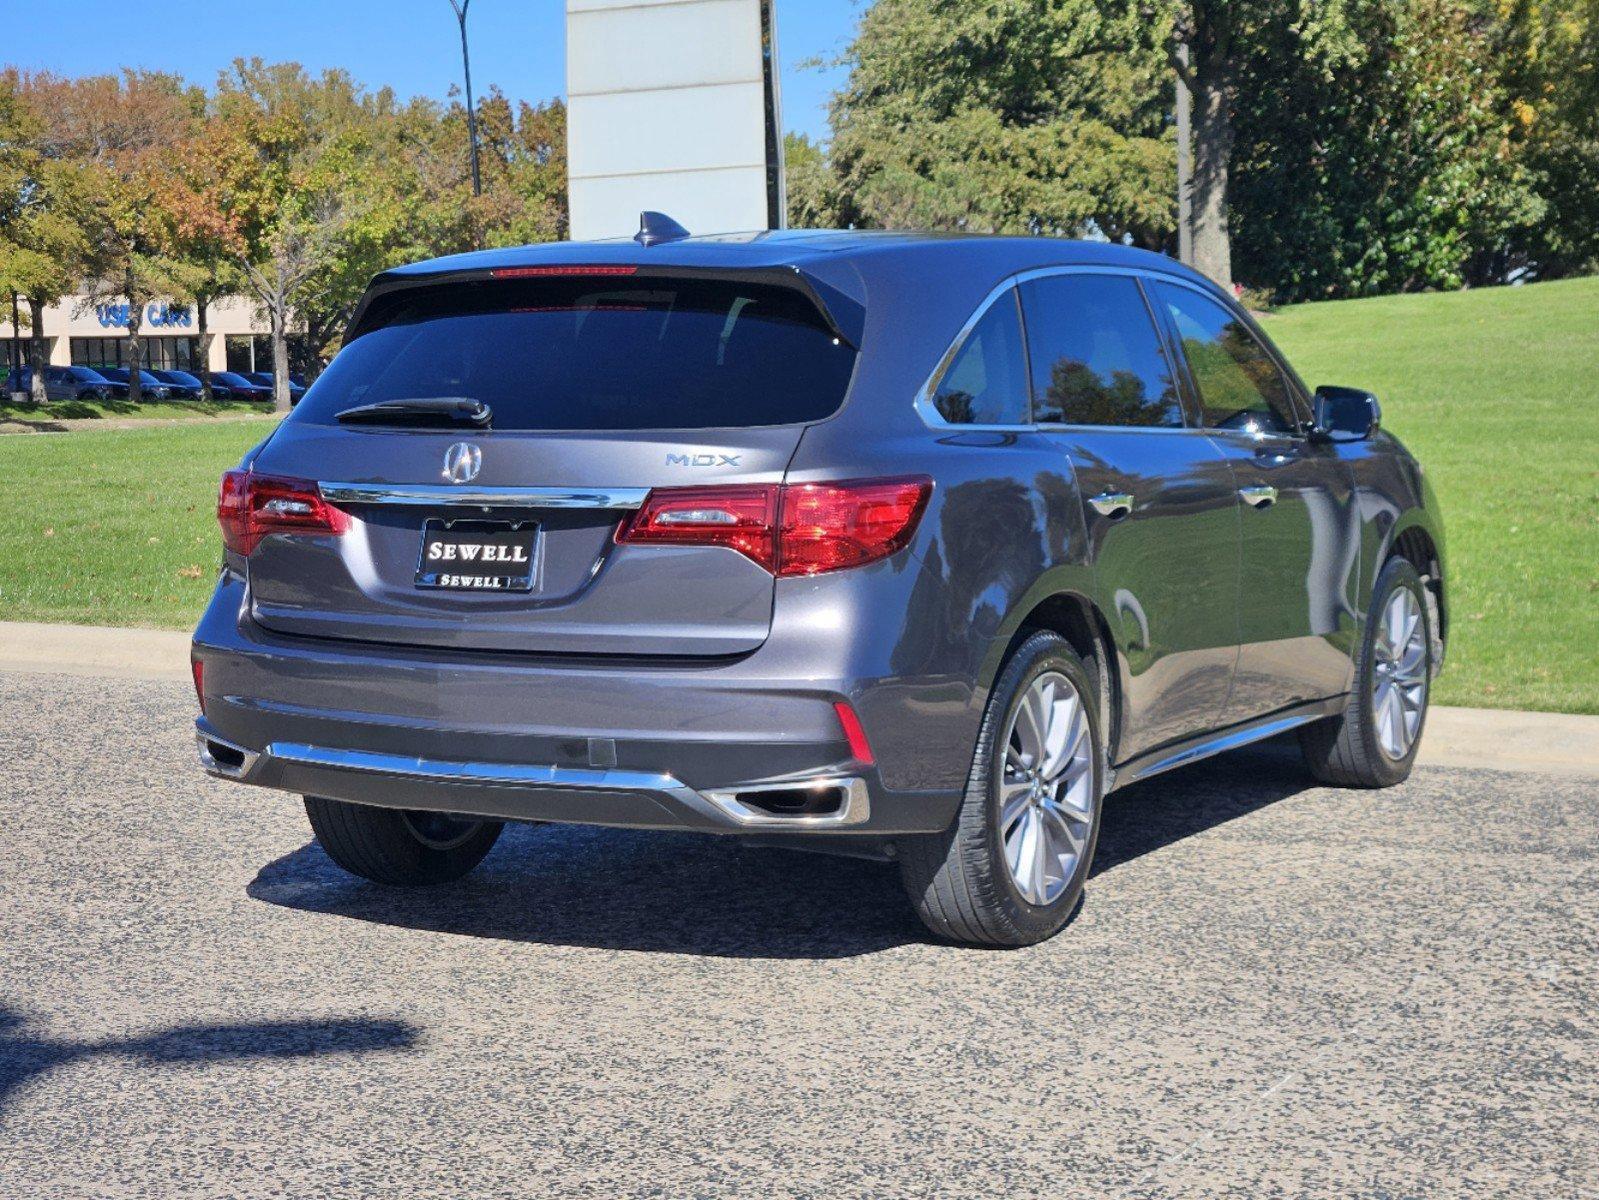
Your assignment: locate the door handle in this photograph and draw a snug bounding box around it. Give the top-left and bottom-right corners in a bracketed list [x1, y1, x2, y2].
[1088, 491, 1134, 519]
[1240, 485, 1278, 509]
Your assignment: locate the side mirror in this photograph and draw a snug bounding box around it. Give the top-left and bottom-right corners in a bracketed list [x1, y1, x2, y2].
[1311, 385, 1381, 442]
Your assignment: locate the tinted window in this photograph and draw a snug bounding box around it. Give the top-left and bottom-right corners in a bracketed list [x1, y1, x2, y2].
[292, 277, 858, 431]
[930, 288, 1030, 425]
[1153, 283, 1300, 434]
[1021, 274, 1183, 427]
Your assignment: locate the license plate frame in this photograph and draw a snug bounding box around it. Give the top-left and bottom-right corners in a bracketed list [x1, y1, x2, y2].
[415, 519, 540, 592]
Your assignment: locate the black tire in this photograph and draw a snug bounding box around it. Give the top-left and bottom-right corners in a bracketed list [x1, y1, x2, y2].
[303, 797, 503, 885]
[898, 631, 1105, 947]
[1299, 556, 1433, 788]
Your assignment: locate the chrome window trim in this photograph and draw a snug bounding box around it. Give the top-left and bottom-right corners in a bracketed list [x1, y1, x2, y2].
[913, 263, 1222, 434]
[318, 482, 650, 510]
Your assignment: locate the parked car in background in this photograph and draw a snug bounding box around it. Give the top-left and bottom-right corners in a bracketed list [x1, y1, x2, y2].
[245, 371, 308, 404]
[150, 369, 206, 400]
[96, 367, 175, 400]
[209, 371, 274, 401]
[192, 228, 1447, 947]
[5, 365, 130, 402]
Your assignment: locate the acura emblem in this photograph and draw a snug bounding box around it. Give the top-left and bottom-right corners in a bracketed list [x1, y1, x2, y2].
[442, 442, 482, 484]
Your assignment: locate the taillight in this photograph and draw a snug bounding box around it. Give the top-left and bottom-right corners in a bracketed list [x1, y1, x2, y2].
[218, 470, 349, 556]
[779, 478, 932, 576]
[617, 477, 931, 577]
[616, 485, 780, 572]
[191, 656, 205, 714]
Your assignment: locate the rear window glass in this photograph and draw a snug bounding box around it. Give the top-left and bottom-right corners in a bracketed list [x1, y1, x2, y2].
[291, 277, 858, 431]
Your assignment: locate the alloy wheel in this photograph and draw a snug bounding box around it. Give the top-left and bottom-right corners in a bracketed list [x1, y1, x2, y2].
[998, 671, 1095, 906]
[1372, 587, 1428, 760]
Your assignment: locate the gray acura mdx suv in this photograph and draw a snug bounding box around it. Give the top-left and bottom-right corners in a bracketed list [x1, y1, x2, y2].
[192, 224, 1446, 947]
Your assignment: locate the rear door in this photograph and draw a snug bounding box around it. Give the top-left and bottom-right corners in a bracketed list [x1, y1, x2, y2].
[245, 272, 859, 657]
[1149, 281, 1360, 718]
[1020, 271, 1241, 760]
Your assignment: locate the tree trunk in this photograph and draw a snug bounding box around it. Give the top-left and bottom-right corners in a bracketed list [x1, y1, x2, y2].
[196, 298, 213, 405]
[27, 295, 47, 404]
[270, 296, 291, 413]
[1188, 66, 1234, 292]
[1175, 43, 1194, 267]
[126, 312, 144, 405]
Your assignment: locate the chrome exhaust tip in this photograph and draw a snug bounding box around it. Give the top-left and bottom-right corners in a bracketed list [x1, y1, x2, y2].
[700, 777, 869, 828]
[195, 724, 260, 781]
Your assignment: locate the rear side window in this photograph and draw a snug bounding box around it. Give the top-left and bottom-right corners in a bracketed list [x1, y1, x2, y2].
[291, 277, 857, 431]
[929, 288, 1031, 426]
[1152, 282, 1300, 435]
[1021, 274, 1183, 427]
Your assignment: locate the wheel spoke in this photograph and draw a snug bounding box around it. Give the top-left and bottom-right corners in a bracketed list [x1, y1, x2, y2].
[999, 780, 1032, 833]
[1385, 594, 1408, 654]
[1041, 693, 1081, 779]
[1029, 808, 1050, 904]
[1039, 799, 1085, 855]
[1013, 692, 1045, 762]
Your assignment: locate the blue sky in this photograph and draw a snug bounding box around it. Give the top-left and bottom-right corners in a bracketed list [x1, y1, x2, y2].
[0, 0, 861, 142]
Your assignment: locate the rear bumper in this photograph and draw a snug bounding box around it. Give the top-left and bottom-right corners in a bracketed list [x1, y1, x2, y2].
[196, 718, 872, 832]
[192, 574, 961, 836]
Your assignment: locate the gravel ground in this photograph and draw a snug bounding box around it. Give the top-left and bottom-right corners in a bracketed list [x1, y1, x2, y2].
[1, 670, 1594, 1199]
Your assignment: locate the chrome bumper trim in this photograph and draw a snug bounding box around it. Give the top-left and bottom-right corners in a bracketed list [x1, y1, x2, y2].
[266, 741, 687, 795]
[195, 724, 869, 832]
[317, 482, 650, 510]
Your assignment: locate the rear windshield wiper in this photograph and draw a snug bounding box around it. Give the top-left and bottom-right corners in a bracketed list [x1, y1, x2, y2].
[335, 397, 492, 427]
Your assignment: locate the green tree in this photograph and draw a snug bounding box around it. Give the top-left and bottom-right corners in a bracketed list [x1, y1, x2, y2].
[784, 132, 839, 227]
[207, 60, 374, 411]
[828, 0, 1175, 246]
[0, 73, 93, 403]
[1486, 0, 1599, 277]
[18, 70, 197, 405]
[1229, 0, 1545, 299]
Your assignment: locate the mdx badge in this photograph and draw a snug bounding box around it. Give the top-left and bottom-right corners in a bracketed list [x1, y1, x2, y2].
[442, 442, 482, 484]
[666, 452, 741, 467]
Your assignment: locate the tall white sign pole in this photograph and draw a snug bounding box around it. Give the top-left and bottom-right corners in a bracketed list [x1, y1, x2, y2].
[566, 0, 786, 240]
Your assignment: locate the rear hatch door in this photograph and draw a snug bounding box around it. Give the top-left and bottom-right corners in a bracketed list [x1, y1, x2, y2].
[244, 269, 858, 657]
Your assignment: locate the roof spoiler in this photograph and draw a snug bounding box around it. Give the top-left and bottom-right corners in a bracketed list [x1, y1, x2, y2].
[344, 262, 865, 349]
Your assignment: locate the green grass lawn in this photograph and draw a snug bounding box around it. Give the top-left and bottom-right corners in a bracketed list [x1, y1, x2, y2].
[0, 394, 274, 425]
[1263, 275, 1599, 714]
[0, 276, 1594, 713]
[0, 421, 273, 628]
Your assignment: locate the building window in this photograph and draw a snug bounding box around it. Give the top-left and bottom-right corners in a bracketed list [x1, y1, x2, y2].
[72, 336, 199, 372]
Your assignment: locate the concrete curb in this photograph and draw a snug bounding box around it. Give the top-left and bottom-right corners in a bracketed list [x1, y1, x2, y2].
[2, 620, 1595, 779]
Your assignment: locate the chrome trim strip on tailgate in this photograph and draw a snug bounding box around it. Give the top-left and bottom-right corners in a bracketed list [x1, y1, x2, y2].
[318, 482, 650, 509]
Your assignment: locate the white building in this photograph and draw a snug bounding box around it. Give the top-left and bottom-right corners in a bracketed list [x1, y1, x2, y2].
[1, 293, 284, 376]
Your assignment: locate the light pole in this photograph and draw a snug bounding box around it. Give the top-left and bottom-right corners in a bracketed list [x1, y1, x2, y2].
[449, 0, 482, 196]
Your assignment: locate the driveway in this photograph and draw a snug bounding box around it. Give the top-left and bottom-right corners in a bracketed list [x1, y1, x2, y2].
[1, 669, 1594, 1198]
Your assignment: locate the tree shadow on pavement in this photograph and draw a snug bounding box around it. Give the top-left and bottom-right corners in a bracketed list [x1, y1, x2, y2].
[248, 738, 1318, 958]
[0, 1004, 417, 1125]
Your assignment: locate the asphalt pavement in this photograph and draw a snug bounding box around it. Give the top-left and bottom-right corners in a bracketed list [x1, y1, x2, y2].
[1, 669, 1595, 1198]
